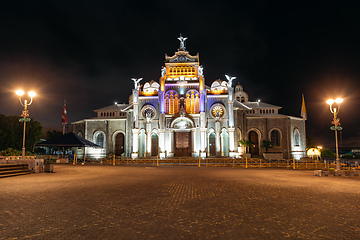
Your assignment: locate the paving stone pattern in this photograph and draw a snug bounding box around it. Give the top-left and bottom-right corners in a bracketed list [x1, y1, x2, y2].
[1, 165, 360, 239]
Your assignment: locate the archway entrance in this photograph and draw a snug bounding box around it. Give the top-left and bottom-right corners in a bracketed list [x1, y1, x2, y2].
[171, 117, 193, 157]
[174, 131, 191, 156]
[151, 133, 158, 156]
[249, 131, 259, 155]
[115, 133, 124, 156]
[208, 133, 216, 156]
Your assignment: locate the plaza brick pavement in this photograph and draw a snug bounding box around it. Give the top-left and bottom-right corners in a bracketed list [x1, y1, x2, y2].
[1, 165, 360, 239]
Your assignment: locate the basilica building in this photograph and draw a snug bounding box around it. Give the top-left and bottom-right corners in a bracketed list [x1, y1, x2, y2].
[72, 36, 306, 160]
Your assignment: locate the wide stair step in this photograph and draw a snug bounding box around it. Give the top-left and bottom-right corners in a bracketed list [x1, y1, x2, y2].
[0, 164, 31, 178]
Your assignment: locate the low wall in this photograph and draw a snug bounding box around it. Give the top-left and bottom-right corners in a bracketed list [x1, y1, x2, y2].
[263, 153, 283, 160]
[0, 158, 44, 173]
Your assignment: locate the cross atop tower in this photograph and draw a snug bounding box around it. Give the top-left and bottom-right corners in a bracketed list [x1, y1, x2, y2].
[178, 34, 187, 51]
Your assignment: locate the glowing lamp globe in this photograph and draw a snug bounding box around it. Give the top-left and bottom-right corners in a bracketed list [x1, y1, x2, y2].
[28, 91, 36, 98]
[16, 90, 25, 96]
[326, 99, 334, 105]
[335, 98, 343, 104]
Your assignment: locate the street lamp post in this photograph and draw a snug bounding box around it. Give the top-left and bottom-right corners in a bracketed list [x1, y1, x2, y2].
[326, 98, 343, 171]
[16, 90, 36, 161]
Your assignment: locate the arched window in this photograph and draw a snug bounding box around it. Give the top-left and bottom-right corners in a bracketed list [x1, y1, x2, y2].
[115, 133, 124, 156]
[151, 133, 158, 156]
[94, 131, 105, 148]
[165, 90, 179, 114]
[294, 129, 300, 147]
[185, 90, 200, 114]
[270, 130, 281, 147]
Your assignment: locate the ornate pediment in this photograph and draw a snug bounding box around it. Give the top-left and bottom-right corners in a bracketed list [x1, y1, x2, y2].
[165, 51, 199, 63]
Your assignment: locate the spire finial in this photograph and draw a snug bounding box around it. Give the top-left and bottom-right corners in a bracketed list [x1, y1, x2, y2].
[177, 34, 187, 51]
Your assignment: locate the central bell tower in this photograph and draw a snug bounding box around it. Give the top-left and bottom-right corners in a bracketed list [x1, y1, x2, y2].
[157, 35, 207, 158]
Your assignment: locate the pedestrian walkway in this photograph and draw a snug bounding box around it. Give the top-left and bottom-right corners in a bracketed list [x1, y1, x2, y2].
[1, 165, 359, 239]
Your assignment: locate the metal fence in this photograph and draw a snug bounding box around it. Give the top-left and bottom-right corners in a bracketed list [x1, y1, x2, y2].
[34, 155, 360, 170]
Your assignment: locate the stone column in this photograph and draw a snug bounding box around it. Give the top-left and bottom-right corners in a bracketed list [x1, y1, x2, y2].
[146, 122, 151, 157]
[200, 128, 207, 158]
[131, 128, 139, 159]
[168, 129, 174, 157]
[191, 128, 197, 157]
[159, 129, 166, 158]
[199, 112, 207, 158]
[215, 121, 221, 157]
[229, 127, 237, 157]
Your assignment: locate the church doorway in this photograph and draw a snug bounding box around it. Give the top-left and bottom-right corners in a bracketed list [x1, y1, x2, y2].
[249, 131, 259, 155]
[208, 133, 216, 156]
[115, 133, 124, 156]
[151, 133, 158, 156]
[138, 130, 146, 157]
[221, 129, 229, 156]
[174, 131, 192, 156]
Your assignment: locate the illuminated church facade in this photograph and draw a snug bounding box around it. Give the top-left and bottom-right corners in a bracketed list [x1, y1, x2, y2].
[72, 37, 306, 160]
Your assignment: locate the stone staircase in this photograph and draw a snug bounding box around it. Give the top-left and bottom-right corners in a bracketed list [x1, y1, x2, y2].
[0, 164, 31, 178]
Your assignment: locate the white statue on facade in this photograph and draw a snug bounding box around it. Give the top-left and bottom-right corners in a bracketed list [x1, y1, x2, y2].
[198, 66, 203, 76]
[145, 111, 152, 123]
[131, 78, 143, 90]
[225, 75, 236, 88]
[178, 34, 187, 50]
[161, 67, 166, 77]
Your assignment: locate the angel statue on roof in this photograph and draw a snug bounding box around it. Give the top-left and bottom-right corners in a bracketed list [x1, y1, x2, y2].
[225, 75, 236, 88]
[131, 78, 143, 90]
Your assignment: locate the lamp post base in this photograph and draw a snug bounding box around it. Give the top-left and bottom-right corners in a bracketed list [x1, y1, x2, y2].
[22, 147, 25, 161]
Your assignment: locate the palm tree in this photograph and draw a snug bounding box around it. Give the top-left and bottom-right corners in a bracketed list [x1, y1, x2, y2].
[261, 140, 272, 152]
[238, 139, 254, 153]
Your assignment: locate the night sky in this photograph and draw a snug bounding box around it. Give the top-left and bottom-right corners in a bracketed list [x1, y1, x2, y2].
[1, 0, 360, 148]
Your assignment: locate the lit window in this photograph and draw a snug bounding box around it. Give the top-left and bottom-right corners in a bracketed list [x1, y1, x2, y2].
[94, 132, 105, 148]
[294, 129, 300, 147]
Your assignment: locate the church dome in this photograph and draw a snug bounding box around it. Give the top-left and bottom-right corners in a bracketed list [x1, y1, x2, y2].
[142, 80, 159, 95]
[235, 84, 243, 92]
[211, 79, 228, 90]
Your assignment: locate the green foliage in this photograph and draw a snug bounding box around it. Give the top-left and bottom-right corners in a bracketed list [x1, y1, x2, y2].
[238, 139, 254, 153]
[261, 140, 272, 152]
[321, 148, 335, 158]
[239, 139, 254, 147]
[46, 130, 63, 140]
[0, 113, 43, 152]
[0, 148, 33, 156]
[2, 148, 21, 156]
[341, 154, 354, 159]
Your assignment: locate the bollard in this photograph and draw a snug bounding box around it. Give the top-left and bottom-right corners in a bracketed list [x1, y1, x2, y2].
[157, 155, 159, 167]
[73, 154, 76, 165]
[113, 155, 115, 166]
[293, 158, 295, 170]
[199, 155, 201, 168]
[246, 157, 248, 169]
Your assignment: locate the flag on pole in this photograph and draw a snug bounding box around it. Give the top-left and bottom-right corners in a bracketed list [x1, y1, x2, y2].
[62, 100, 67, 135]
[301, 94, 307, 120]
[62, 100, 67, 125]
